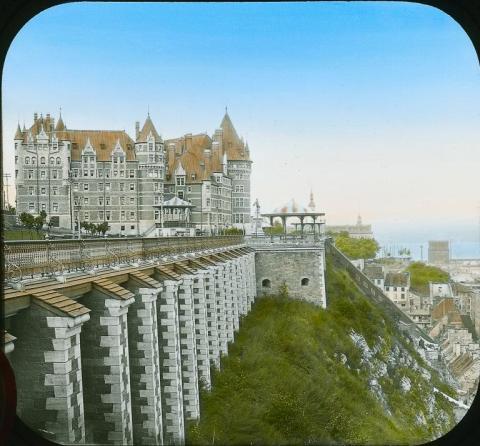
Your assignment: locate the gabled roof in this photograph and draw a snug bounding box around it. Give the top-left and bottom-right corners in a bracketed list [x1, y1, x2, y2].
[137, 115, 161, 142]
[161, 196, 194, 207]
[364, 265, 384, 281]
[385, 272, 410, 287]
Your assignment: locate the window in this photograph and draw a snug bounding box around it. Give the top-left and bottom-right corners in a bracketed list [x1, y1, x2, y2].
[40, 187, 46, 195]
[50, 157, 55, 165]
[262, 279, 271, 288]
[120, 196, 126, 205]
[106, 197, 111, 206]
[40, 157, 46, 165]
[129, 170, 135, 178]
[178, 191, 184, 199]
[176, 177, 185, 186]
[31, 157, 36, 165]
[98, 170, 103, 178]
[28, 203, 34, 211]
[120, 183, 125, 192]
[56, 157, 61, 165]
[129, 183, 135, 191]
[121, 210, 126, 219]
[105, 211, 111, 221]
[41, 203, 46, 211]
[52, 203, 58, 212]
[99, 183, 104, 192]
[52, 170, 58, 179]
[99, 211, 104, 220]
[40, 171, 46, 179]
[129, 197, 134, 205]
[84, 212, 89, 221]
[130, 225, 135, 230]
[130, 211, 135, 220]
[187, 186, 192, 192]
[83, 184, 89, 191]
[28, 186, 34, 195]
[105, 183, 111, 192]
[154, 210, 160, 220]
[84, 197, 89, 205]
[301, 278, 310, 286]
[98, 197, 103, 206]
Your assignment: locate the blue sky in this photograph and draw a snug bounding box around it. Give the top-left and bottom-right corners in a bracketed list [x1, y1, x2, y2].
[2, 1, 480, 235]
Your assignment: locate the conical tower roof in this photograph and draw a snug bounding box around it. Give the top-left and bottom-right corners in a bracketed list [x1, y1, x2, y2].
[55, 114, 66, 131]
[137, 115, 161, 142]
[219, 109, 249, 161]
[14, 123, 23, 140]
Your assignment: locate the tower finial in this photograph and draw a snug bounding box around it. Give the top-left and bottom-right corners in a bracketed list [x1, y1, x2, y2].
[59, 106, 62, 117]
[225, 106, 228, 114]
[147, 105, 150, 117]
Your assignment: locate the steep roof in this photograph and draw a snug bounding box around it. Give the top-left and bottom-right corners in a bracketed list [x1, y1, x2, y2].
[137, 115, 161, 142]
[219, 111, 250, 161]
[385, 272, 410, 287]
[55, 114, 66, 131]
[165, 133, 222, 183]
[59, 130, 135, 161]
[364, 265, 384, 281]
[14, 123, 23, 140]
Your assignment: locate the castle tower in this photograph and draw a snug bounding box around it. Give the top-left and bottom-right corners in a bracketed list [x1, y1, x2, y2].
[220, 110, 253, 231]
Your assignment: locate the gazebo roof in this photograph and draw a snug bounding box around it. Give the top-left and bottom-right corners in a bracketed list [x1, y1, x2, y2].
[156, 196, 195, 208]
[272, 198, 310, 214]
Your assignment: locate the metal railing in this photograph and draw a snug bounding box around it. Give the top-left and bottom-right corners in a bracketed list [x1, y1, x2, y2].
[4, 236, 243, 280]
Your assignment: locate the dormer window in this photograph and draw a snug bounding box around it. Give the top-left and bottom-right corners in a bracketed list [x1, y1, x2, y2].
[176, 177, 185, 186]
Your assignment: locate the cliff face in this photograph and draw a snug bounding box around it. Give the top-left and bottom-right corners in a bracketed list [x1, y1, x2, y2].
[188, 256, 459, 445]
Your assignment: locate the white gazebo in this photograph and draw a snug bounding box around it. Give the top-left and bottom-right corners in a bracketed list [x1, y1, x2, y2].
[154, 196, 195, 236]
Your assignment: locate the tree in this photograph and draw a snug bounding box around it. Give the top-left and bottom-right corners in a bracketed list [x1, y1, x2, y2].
[32, 210, 47, 234]
[97, 222, 109, 236]
[223, 227, 244, 235]
[334, 232, 379, 260]
[19, 212, 35, 230]
[264, 221, 284, 236]
[406, 262, 449, 296]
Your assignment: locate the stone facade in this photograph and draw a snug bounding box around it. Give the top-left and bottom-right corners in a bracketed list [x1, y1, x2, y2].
[255, 250, 326, 308]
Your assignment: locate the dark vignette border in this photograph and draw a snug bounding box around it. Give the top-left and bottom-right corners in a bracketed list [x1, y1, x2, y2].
[0, 1, 479, 445]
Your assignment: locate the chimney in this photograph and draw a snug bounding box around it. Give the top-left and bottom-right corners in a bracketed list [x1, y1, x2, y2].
[33, 112, 38, 122]
[135, 121, 140, 140]
[185, 133, 192, 152]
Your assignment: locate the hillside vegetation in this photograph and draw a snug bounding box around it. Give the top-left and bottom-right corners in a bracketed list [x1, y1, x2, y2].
[406, 262, 450, 295]
[333, 231, 380, 260]
[187, 257, 457, 445]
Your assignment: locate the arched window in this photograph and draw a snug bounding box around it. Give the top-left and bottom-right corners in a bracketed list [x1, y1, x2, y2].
[40, 156, 46, 165]
[301, 278, 309, 286]
[56, 157, 61, 165]
[50, 157, 55, 165]
[25, 157, 30, 165]
[31, 156, 36, 165]
[262, 279, 271, 288]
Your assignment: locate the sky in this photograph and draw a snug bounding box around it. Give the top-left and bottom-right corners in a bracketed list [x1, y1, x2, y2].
[2, 1, 480, 239]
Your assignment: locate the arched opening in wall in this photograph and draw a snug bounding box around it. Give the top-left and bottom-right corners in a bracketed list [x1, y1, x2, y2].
[262, 279, 271, 288]
[301, 278, 309, 286]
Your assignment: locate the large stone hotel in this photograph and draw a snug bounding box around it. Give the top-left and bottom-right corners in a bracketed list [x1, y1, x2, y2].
[13, 111, 252, 236]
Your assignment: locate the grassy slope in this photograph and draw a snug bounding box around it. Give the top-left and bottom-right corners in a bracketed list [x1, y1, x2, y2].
[406, 262, 450, 296]
[187, 257, 457, 445]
